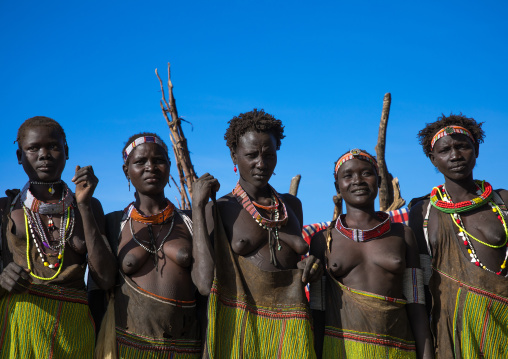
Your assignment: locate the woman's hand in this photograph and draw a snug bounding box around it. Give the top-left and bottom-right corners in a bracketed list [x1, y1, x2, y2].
[0, 262, 32, 294]
[192, 173, 220, 209]
[297, 255, 323, 284]
[72, 165, 99, 205]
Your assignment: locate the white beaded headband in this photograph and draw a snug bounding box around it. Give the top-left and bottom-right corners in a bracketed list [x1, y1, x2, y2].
[123, 136, 167, 163]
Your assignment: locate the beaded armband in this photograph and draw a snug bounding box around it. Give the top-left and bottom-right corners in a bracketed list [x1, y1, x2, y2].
[402, 268, 425, 304]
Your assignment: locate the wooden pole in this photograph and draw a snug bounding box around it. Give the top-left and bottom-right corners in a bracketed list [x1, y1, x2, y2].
[375, 93, 394, 211]
[289, 175, 301, 196]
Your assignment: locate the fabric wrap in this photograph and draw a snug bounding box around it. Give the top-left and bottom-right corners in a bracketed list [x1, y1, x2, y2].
[0, 284, 94, 358]
[322, 272, 416, 358]
[428, 209, 508, 358]
[206, 204, 316, 359]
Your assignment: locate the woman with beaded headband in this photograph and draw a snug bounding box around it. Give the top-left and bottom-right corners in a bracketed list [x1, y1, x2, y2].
[0, 116, 117, 358]
[309, 149, 433, 359]
[93, 132, 202, 359]
[408, 114, 508, 358]
[192, 109, 322, 358]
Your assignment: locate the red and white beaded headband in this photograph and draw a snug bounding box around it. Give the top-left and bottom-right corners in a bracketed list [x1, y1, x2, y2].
[123, 136, 167, 163]
[430, 126, 475, 150]
[334, 149, 379, 179]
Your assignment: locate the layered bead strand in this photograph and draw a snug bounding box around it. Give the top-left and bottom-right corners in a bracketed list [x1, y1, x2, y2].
[436, 182, 508, 276]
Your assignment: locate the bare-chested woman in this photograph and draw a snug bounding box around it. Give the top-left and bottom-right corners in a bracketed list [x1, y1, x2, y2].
[192, 109, 322, 358]
[96, 133, 201, 359]
[0, 116, 116, 358]
[310, 149, 433, 359]
[409, 114, 508, 358]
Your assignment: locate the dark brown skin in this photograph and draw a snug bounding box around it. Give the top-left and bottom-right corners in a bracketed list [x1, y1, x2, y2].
[0, 126, 117, 296]
[409, 133, 508, 276]
[192, 130, 323, 296]
[310, 158, 433, 359]
[118, 142, 195, 301]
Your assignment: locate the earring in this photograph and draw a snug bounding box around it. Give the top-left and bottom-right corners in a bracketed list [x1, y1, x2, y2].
[234, 164, 238, 175]
[128, 178, 131, 191]
[18, 161, 22, 164]
[273, 172, 276, 176]
[167, 179, 171, 188]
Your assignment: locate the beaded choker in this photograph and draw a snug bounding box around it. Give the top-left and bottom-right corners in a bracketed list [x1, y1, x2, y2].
[430, 180, 493, 214]
[232, 182, 288, 229]
[125, 200, 175, 224]
[29, 180, 62, 196]
[21, 182, 74, 215]
[335, 212, 391, 242]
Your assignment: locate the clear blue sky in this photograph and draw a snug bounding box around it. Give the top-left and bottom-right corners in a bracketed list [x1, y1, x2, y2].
[1, 1, 507, 224]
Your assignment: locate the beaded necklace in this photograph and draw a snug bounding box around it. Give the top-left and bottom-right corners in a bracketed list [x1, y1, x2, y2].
[29, 180, 62, 196]
[334, 212, 391, 242]
[126, 200, 176, 270]
[20, 182, 75, 281]
[430, 180, 493, 213]
[125, 200, 175, 224]
[232, 182, 288, 265]
[21, 182, 74, 214]
[232, 182, 288, 229]
[434, 181, 508, 275]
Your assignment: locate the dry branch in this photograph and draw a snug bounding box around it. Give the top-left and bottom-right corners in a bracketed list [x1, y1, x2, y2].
[386, 177, 406, 212]
[289, 175, 301, 196]
[155, 63, 198, 209]
[375, 93, 395, 211]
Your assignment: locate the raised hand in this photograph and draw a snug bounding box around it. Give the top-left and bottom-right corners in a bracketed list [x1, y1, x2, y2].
[192, 173, 220, 209]
[72, 165, 99, 205]
[0, 262, 32, 294]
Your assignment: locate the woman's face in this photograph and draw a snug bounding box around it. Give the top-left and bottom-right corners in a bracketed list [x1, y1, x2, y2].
[335, 158, 379, 207]
[123, 143, 170, 196]
[429, 134, 477, 181]
[232, 130, 277, 189]
[17, 126, 67, 182]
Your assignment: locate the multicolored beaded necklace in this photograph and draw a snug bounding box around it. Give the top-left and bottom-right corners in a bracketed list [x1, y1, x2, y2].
[125, 200, 176, 270]
[20, 182, 75, 281]
[232, 182, 288, 229]
[430, 180, 493, 213]
[232, 182, 288, 265]
[334, 212, 391, 242]
[433, 181, 508, 275]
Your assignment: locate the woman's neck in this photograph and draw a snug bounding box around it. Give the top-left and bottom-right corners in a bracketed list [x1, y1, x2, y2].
[443, 174, 478, 203]
[342, 204, 379, 230]
[29, 181, 64, 202]
[238, 179, 272, 204]
[134, 192, 168, 216]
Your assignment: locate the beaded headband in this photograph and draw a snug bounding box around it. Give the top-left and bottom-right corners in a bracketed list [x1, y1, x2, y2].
[430, 126, 475, 150]
[334, 149, 378, 178]
[123, 136, 167, 163]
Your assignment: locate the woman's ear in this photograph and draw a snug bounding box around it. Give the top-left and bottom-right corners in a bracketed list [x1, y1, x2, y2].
[16, 149, 22, 164]
[230, 148, 237, 165]
[377, 175, 382, 188]
[334, 181, 340, 194]
[122, 163, 129, 179]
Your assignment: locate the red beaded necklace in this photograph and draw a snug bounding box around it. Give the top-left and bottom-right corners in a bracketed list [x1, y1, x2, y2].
[430, 180, 493, 214]
[335, 212, 391, 242]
